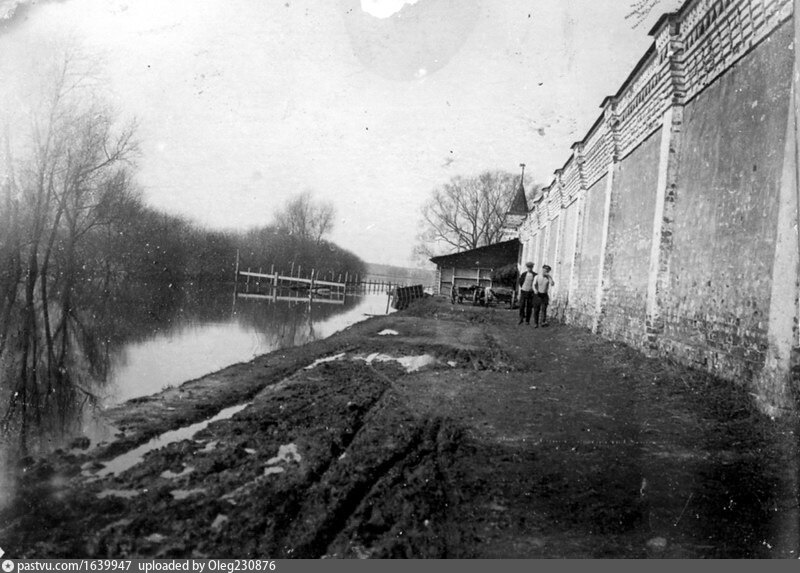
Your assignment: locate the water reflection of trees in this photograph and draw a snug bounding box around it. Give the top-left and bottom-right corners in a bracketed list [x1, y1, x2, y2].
[233, 291, 363, 351]
[0, 47, 138, 455]
[0, 261, 365, 454]
[0, 45, 368, 457]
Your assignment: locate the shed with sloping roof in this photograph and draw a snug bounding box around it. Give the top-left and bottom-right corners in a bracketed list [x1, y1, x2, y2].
[429, 239, 521, 295]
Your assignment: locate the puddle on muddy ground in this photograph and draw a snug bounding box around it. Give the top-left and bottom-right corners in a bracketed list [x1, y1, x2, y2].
[96, 489, 141, 500]
[266, 443, 301, 465]
[357, 352, 438, 372]
[198, 440, 218, 453]
[160, 466, 194, 480]
[170, 488, 207, 500]
[90, 403, 251, 479]
[263, 443, 301, 476]
[304, 353, 347, 370]
[304, 351, 439, 373]
[211, 514, 229, 530]
[87, 349, 438, 483]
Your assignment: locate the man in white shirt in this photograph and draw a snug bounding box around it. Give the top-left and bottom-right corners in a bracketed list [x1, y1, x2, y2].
[532, 264, 554, 328]
[517, 261, 536, 325]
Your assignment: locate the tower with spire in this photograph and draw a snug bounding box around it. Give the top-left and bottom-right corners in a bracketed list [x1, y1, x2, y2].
[500, 163, 529, 240]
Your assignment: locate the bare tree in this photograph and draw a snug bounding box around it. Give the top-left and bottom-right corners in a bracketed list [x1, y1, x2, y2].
[274, 190, 335, 245]
[0, 43, 138, 448]
[415, 170, 521, 259]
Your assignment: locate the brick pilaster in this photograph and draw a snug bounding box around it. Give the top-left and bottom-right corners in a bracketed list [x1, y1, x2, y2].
[566, 144, 587, 322]
[542, 188, 556, 270]
[757, 80, 799, 412]
[644, 16, 686, 355]
[554, 168, 566, 208]
[644, 105, 683, 355]
[756, 3, 800, 412]
[592, 99, 621, 334]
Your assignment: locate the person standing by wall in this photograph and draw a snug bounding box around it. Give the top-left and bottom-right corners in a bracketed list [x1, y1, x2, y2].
[518, 261, 536, 325]
[533, 265, 554, 328]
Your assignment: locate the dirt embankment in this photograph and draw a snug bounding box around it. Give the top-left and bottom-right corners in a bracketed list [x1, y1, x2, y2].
[2, 297, 798, 558]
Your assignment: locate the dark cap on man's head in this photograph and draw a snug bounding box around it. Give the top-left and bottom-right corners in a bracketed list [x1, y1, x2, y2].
[543, 265, 551, 271]
[525, 261, 534, 268]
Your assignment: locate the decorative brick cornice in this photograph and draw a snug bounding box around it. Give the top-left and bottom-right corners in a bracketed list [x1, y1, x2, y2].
[554, 168, 567, 208]
[601, 96, 621, 162]
[570, 142, 587, 190]
[653, 13, 686, 106]
[514, 0, 794, 237]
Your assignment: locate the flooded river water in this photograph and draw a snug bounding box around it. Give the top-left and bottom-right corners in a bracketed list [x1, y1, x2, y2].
[101, 287, 391, 406]
[0, 282, 392, 459]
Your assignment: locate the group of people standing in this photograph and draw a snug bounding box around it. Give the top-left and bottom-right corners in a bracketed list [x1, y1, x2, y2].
[518, 261, 553, 327]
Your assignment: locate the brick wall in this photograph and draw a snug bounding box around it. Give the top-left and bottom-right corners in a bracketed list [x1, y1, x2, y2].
[536, 222, 548, 270]
[661, 21, 794, 379]
[513, 0, 797, 408]
[551, 199, 579, 320]
[545, 216, 559, 274]
[569, 175, 607, 329]
[600, 128, 662, 346]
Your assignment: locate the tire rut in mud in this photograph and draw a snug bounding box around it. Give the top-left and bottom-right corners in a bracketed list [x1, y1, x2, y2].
[4, 359, 473, 559]
[281, 404, 467, 558]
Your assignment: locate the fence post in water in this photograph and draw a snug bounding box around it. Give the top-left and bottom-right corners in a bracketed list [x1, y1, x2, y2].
[310, 268, 315, 300]
[233, 249, 240, 295]
[232, 249, 240, 313]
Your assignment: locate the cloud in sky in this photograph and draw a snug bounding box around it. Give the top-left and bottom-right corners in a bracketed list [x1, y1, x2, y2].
[344, 0, 479, 81]
[0, 0, 24, 20]
[360, 0, 421, 19]
[0, 0, 682, 267]
[0, 0, 31, 30]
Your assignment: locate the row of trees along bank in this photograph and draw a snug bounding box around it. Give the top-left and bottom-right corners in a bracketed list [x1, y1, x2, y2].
[0, 48, 365, 452]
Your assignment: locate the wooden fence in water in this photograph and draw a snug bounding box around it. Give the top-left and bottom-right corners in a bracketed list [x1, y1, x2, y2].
[234, 253, 431, 309]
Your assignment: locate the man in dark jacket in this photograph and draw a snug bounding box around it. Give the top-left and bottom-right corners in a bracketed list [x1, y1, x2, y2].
[517, 261, 536, 325]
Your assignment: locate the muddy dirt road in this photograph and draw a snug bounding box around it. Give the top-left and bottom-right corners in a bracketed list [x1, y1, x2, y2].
[2, 297, 798, 558]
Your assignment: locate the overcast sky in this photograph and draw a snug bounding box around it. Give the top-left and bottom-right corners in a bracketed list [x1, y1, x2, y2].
[0, 0, 681, 267]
